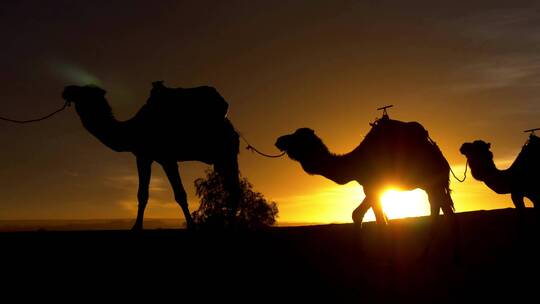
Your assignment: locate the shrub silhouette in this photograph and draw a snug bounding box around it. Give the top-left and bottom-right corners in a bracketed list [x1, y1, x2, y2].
[192, 169, 278, 229]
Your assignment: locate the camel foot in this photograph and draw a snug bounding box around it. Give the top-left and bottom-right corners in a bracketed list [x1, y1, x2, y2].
[131, 222, 143, 231]
[185, 221, 196, 231]
[352, 214, 363, 226]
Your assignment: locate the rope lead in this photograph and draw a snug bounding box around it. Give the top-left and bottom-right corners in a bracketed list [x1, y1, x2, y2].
[246, 145, 286, 158]
[235, 129, 286, 159]
[450, 161, 468, 183]
[0, 101, 70, 124]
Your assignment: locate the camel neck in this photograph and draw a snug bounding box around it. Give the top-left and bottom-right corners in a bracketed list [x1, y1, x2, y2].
[75, 100, 132, 152]
[307, 152, 358, 185]
[471, 161, 512, 194]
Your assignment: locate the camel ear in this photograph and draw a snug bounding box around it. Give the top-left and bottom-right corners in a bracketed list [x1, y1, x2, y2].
[301, 128, 315, 134]
[152, 80, 165, 89]
[486, 142, 491, 149]
[296, 128, 314, 136]
[87, 85, 106, 97]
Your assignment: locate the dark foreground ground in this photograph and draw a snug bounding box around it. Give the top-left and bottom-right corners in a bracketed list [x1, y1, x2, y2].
[2, 208, 539, 302]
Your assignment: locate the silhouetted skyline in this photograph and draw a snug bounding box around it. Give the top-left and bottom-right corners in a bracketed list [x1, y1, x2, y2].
[1, 1, 539, 223]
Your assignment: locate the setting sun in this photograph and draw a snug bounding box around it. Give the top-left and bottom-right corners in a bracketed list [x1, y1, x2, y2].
[380, 189, 430, 219]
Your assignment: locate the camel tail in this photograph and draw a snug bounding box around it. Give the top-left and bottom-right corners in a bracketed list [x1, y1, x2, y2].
[444, 183, 455, 211]
[443, 160, 455, 211]
[428, 135, 455, 211]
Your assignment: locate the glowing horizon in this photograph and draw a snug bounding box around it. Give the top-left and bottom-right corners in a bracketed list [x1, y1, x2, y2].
[1, 2, 537, 226]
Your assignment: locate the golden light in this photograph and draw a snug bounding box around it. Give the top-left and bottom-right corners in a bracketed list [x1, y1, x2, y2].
[380, 189, 430, 219]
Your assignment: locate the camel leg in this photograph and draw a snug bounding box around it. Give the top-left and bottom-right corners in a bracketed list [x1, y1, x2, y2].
[422, 188, 445, 258]
[512, 192, 531, 235]
[372, 201, 388, 226]
[529, 195, 540, 222]
[511, 192, 526, 209]
[215, 159, 240, 226]
[352, 198, 372, 226]
[351, 197, 375, 256]
[511, 192, 527, 224]
[162, 162, 194, 230]
[528, 196, 540, 234]
[441, 201, 461, 262]
[421, 201, 441, 258]
[132, 157, 152, 231]
[367, 189, 388, 226]
[352, 193, 388, 226]
[423, 187, 460, 261]
[372, 197, 393, 261]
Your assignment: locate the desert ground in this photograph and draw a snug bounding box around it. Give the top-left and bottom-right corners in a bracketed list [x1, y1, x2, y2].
[1, 208, 538, 302]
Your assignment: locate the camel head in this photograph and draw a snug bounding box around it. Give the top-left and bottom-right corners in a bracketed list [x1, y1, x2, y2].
[62, 85, 107, 107]
[460, 140, 494, 180]
[275, 128, 330, 172]
[460, 140, 493, 160]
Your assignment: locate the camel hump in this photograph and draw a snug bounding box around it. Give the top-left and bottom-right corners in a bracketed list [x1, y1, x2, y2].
[147, 81, 229, 120]
[509, 134, 540, 171]
[407, 121, 430, 138]
[372, 118, 429, 139]
[528, 134, 540, 146]
[522, 134, 540, 156]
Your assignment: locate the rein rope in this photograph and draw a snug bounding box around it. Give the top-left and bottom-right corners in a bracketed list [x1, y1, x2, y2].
[0, 101, 70, 124]
[450, 161, 468, 183]
[236, 130, 285, 158]
[427, 135, 467, 183]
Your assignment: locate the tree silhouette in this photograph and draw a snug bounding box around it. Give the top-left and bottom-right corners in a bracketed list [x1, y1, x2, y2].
[192, 169, 278, 229]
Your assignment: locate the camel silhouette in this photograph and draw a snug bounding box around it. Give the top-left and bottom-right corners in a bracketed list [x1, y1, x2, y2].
[460, 134, 540, 216]
[275, 115, 456, 229]
[62, 81, 240, 230]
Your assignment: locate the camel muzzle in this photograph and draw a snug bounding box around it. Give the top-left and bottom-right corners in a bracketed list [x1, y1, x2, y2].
[275, 136, 290, 152]
[459, 143, 470, 156]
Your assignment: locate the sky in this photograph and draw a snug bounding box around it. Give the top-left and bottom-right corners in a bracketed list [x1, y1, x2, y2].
[0, 0, 538, 225]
